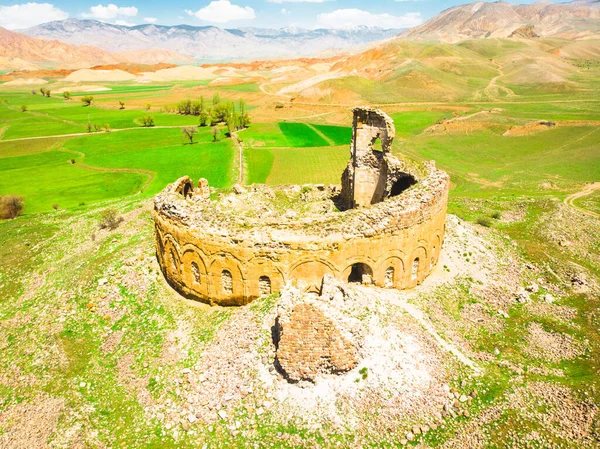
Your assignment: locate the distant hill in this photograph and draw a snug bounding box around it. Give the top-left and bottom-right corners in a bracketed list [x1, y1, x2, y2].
[401, 0, 600, 43]
[22, 19, 403, 62]
[0, 27, 119, 68]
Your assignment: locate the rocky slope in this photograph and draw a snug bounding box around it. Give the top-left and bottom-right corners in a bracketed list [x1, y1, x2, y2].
[22, 19, 402, 61]
[0, 26, 119, 68]
[402, 0, 600, 43]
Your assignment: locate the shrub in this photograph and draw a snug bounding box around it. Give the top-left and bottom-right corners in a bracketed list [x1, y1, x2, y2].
[31, 89, 37, 95]
[476, 216, 493, 227]
[491, 211, 502, 220]
[98, 208, 123, 230]
[52, 203, 59, 211]
[20, 105, 27, 112]
[94, 123, 102, 132]
[45, 90, 51, 98]
[81, 96, 94, 106]
[140, 115, 155, 127]
[104, 123, 111, 132]
[86, 123, 93, 133]
[119, 101, 125, 110]
[63, 91, 71, 100]
[146, 103, 151, 111]
[70, 158, 76, 164]
[0, 195, 24, 219]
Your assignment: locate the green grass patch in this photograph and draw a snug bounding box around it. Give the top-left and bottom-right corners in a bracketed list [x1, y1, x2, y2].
[266, 145, 347, 185]
[278, 122, 329, 148]
[311, 124, 352, 146]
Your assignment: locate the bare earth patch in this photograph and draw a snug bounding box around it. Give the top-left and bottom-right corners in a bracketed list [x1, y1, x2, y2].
[524, 322, 586, 362]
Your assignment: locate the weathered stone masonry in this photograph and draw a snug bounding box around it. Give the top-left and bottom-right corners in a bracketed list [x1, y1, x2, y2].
[153, 107, 450, 306]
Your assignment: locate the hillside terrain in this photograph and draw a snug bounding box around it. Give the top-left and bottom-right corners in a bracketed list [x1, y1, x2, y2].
[0, 1, 599, 447]
[402, 0, 600, 42]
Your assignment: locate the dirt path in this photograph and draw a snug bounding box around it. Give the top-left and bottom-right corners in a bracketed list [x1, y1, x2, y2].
[483, 61, 515, 101]
[359, 285, 481, 374]
[564, 182, 600, 218]
[305, 123, 335, 146]
[56, 146, 155, 193]
[231, 129, 247, 184]
[0, 125, 188, 143]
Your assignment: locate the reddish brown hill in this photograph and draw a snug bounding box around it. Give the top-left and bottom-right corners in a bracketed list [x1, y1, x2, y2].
[0, 27, 118, 68]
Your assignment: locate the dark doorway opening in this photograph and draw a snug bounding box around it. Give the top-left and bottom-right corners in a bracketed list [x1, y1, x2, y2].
[348, 263, 373, 284]
[390, 175, 417, 197]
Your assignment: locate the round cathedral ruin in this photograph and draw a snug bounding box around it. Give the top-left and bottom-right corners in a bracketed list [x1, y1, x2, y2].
[153, 107, 450, 306]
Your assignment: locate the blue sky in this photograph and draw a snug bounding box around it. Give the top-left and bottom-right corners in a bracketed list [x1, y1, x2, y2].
[0, 0, 544, 30]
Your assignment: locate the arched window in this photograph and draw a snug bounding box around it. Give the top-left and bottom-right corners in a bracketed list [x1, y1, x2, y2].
[348, 263, 373, 284]
[412, 258, 419, 281]
[222, 270, 233, 294]
[191, 262, 200, 284]
[385, 267, 394, 288]
[170, 249, 178, 272]
[259, 276, 271, 296]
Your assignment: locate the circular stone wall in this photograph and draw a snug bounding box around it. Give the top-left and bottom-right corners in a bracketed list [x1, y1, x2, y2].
[153, 107, 450, 306]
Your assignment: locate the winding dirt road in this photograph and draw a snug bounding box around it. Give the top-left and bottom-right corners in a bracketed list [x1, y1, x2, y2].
[564, 182, 600, 219]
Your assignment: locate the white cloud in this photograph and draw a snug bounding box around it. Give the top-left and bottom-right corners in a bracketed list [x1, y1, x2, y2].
[115, 19, 135, 26]
[83, 4, 138, 20]
[281, 8, 289, 15]
[317, 9, 422, 29]
[144, 17, 158, 23]
[185, 0, 255, 23]
[0, 2, 68, 30]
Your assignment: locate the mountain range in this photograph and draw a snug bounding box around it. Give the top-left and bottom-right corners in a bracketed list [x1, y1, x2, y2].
[22, 20, 403, 62]
[402, 0, 600, 43]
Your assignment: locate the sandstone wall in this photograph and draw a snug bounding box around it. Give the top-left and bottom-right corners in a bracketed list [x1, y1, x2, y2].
[153, 174, 448, 306]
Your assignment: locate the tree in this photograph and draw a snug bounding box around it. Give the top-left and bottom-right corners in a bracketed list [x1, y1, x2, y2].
[199, 109, 209, 127]
[212, 93, 220, 106]
[211, 102, 231, 124]
[31, 89, 37, 95]
[81, 96, 94, 106]
[93, 123, 101, 132]
[86, 123, 93, 133]
[181, 126, 198, 144]
[191, 100, 202, 116]
[0, 195, 24, 219]
[45, 89, 51, 98]
[239, 99, 250, 129]
[146, 103, 151, 111]
[119, 101, 125, 110]
[104, 123, 111, 132]
[140, 115, 155, 127]
[177, 99, 191, 115]
[20, 105, 28, 112]
[39, 87, 46, 96]
[212, 126, 220, 142]
[63, 91, 71, 100]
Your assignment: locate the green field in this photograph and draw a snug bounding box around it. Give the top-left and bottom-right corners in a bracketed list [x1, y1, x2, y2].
[0, 73, 599, 448]
[278, 122, 329, 147]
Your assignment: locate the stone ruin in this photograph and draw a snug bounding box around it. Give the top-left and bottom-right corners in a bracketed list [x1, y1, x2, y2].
[153, 107, 450, 306]
[274, 275, 363, 383]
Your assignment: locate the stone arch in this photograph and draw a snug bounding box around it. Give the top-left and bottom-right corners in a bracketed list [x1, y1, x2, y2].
[376, 256, 405, 289]
[259, 276, 272, 296]
[288, 258, 338, 293]
[246, 257, 285, 299]
[342, 257, 375, 284]
[430, 233, 442, 267]
[346, 262, 373, 284]
[208, 253, 246, 304]
[407, 246, 428, 287]
[181, 246, 209, 298]
[161, 236, 181, 278]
